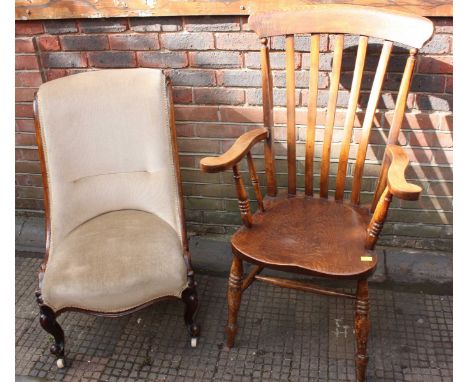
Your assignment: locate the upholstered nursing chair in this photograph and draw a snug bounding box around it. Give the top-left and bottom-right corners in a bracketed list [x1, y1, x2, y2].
[34, 68, 200, 368]
[200, 5, 434, 382]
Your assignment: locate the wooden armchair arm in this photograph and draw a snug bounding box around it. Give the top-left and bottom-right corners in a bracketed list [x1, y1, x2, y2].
[200, 127, 268, 228]
[386, 144, 422, 201]
[366, 145, 422, 249]
[200, 128, 268, 173]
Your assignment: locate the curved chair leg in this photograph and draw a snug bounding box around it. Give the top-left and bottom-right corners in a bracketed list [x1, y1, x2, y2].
[182, 271, 200, 347]
[35, 291, 66, 368]
[355, 279, 370, 382]
[225, 254, 243, 349]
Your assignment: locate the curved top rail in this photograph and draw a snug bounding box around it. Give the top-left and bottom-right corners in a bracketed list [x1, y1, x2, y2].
[248, 4, 434, 49]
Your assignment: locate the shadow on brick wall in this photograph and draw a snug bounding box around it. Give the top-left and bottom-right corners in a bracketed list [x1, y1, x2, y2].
[339, 43, 453, 240]
[222, 43, 452, 250]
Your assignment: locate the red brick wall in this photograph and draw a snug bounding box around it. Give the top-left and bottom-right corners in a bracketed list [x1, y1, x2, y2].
[15, 16, 453, 251]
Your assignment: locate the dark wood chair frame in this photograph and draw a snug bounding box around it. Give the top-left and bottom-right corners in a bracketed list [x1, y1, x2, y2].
[34, 77, 200, 368]
[200, 5, 434, 381]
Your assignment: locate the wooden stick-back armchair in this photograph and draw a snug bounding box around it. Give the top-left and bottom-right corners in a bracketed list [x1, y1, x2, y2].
[34, 69, 200, 368]
[200, 5, 434, 381]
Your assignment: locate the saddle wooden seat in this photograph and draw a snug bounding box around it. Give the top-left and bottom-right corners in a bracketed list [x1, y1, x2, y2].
[231, 193, 376, 279]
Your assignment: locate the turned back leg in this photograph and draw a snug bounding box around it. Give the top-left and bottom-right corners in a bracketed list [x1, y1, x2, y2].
[181, 270, 201, 345]
[225, 254, 243, 349]
[354, 279, 370, 382]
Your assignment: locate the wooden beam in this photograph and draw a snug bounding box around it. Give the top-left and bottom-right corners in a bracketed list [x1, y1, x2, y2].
[16, 0, 452, 21]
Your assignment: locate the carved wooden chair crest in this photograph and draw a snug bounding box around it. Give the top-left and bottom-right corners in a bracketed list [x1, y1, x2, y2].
[34, 68, 200, 368]
[200, 5, 434, 381]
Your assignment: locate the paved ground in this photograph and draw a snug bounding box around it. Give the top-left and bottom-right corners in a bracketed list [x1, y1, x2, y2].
[16, 253, 452, 382]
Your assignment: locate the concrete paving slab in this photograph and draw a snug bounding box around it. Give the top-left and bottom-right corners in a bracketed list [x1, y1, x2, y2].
[16, 216, 26, 238]
[189, 234, 232, 274]
[15, 216, 45, 253]
[385, 248, 452, 285]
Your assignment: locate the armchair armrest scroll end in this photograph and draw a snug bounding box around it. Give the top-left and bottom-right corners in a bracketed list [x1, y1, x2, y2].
[200, 157, 223, 173]
[386, 144, 423, 201]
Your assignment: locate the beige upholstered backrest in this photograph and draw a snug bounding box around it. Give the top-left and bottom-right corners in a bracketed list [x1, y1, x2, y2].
[36, 69, 183, 253]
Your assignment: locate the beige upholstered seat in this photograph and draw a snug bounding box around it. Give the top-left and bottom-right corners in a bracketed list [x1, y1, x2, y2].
[34, 68, 200, 366]
[42, 210, 188, 313]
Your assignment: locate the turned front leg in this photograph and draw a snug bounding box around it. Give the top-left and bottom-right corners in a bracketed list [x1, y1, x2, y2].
[36, 291, 66, 367]
[226, 254, 243, 349]
[355, 279, 370, 382]
[181, 270, 201, 342]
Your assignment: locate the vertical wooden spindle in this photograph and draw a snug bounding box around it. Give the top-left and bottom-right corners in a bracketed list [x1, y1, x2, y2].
[351, 41, 393, 205]
[372, 48, 417, 211]
[305, 34, 320, 196]
[320, 34, 344, 198]
[366, 186, 392, 250]
[286, 34, 297, 195]
[233, 164, 252, 228]
[335, 36, 368, 201]
[246, 151, 265, 212]
[260, 37, 277, 197]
